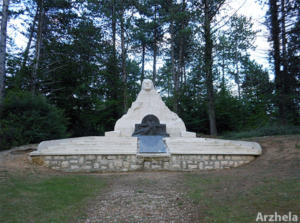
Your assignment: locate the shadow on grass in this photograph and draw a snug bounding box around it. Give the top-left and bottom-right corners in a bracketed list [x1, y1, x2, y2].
[0, 173, 106, 223]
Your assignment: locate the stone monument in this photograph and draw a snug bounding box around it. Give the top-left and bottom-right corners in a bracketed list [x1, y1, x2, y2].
[105, 79, 195, 137]
[30, 79, 262, 172]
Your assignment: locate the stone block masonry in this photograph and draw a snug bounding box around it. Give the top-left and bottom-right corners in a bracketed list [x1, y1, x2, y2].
[31, 154, 256, 172]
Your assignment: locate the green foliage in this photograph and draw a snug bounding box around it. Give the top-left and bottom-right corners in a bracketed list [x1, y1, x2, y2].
[0, 174, 106, 223]
[0, 91, 68, 150]
[223, 124, 300, 139]
[3, 0, 299, 137]
[215, 88, 245, 132]
[177, 85, 209, 134]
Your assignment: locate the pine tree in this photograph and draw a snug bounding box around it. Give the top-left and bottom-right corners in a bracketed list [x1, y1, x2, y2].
[0, 0, 10, 105]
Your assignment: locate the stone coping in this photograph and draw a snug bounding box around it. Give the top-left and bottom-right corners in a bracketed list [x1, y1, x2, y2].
[165, 138, 262, 155]
[30, 137, 137, 156]
[31, 150, 137, 155]
[136, 153, 171, 158]
[30, 136, 262, 156]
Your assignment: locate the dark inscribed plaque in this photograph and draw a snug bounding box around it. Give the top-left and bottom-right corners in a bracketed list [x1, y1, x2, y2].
[132, 114, 169, 137]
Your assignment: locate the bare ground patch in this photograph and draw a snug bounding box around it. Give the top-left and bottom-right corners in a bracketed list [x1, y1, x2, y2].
[84, 172, 197, 223]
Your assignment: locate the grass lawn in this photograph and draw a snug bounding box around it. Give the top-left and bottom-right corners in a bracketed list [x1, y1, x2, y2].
[185, 174, 300, 223]
[0, 173, 106, 223]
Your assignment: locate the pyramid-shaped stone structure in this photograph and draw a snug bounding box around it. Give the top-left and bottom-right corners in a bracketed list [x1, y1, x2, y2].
[105, 79, 196, 137]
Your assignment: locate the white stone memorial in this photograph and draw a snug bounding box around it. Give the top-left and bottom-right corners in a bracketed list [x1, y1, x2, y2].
[105, 79, 196, 137]
[30, 79, 262, 172]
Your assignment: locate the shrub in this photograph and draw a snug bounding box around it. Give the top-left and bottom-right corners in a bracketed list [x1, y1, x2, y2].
[0, 91, 69, 150]
[222, 124, 300, 139]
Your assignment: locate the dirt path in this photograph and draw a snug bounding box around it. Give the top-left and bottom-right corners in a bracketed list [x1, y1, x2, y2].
[84, 172, 197, 223]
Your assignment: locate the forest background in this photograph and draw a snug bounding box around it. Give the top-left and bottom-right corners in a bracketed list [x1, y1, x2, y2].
[0, 0, 299, 150]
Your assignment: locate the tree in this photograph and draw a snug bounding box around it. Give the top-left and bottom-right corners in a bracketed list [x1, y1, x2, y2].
[4, 0, 297, 139]
[131, 18, 151, 85]
[241, 56, 273, 128]
[98, 0, 123, 120]
[0, 0, 10, 105]
[21, 2, 38, 69]
[146, 0, 164, 85]
[119, 0, 136, 112]
[202, 0, 225, 136]
[171, 0, 193, 113]
[158, 0, 194, 113]
[286, 16, 300, 124]
[226, 15, 257, 99]
[269, 0, 283, 121]
[215, 34, 230, 89]
[266, 0, 299, 124]
[120, 0, 127, 112]
[31, 0, 45, 94]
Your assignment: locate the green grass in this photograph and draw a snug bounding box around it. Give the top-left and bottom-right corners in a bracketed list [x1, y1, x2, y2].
[185, 174, 300, 223]
[222, 125, 300, 139]
[0, 174, 106, 223]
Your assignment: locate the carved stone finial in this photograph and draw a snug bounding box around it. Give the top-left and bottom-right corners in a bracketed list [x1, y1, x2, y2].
[142, 79, 154, 91]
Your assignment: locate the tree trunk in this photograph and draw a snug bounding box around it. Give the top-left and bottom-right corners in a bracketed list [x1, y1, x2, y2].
[178, 0, 185, 87]
[183, 63, 186, 84]
[22, 6, 38, 69]
[109, 0, 118, 104]
[204, 0, 217, 136]
[153, 45, 157, 85]
[179, 40, 183, 86]
[222, 49, 225, 89]
[32, 0, 45, 95]
[112, 0, 116, 58]
[270, 0, 286, 123]
[152, 5, 157, 85]
[280, 0, 292, 120]
[0, 0, 9, 105]
[170, 21, 178, 113]
[120, 7, 127, 112]
[281, 0, 287, 65]
[141, 43, 145, 85]
[235, 52, 241, 99]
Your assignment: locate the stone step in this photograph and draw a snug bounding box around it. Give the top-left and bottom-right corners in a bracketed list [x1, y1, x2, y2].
[167, 143, 242, 147]
[166, 138, 260, 147]
[47, 143, 241, 149]
[48, 144, 136, 149]
[168, 144, 260, 155]
[55, 141, 234, 146]
[31, 144, 137, 155]
[31, 137, 262, 156]
[38, 137, 137, 149]
[167, 142, 239, 147]
[56, 142, 137, 146]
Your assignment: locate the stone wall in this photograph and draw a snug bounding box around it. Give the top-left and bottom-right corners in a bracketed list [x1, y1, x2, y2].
[31, 154, 256, 172]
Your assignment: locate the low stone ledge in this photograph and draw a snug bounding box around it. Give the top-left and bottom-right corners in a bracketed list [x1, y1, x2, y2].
[30, 154, 257, 172]
[165, 138, 262, 155]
